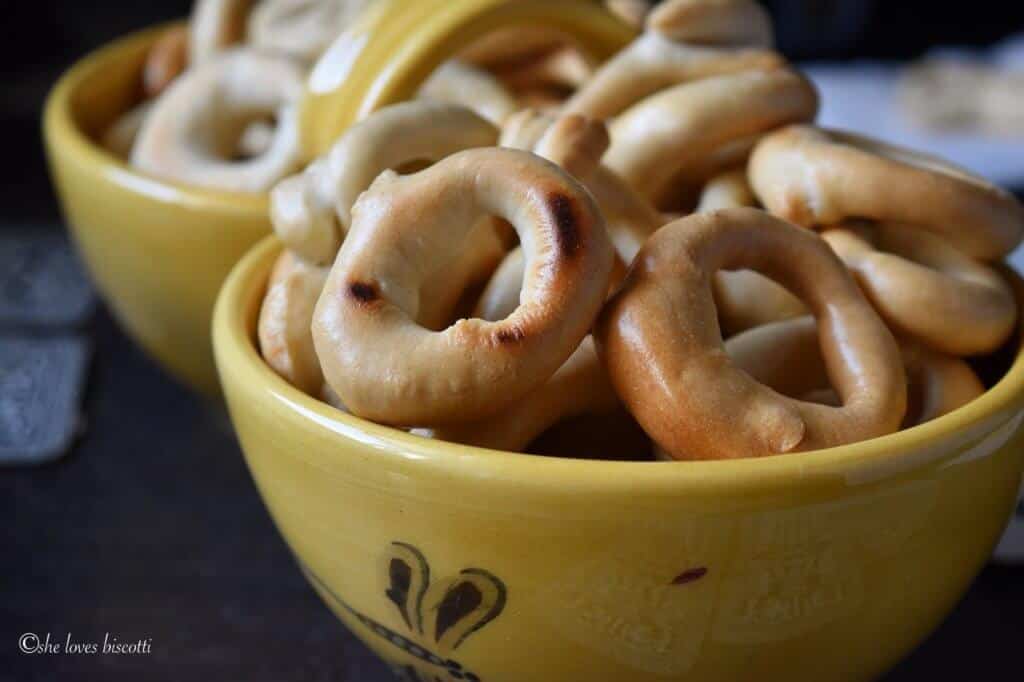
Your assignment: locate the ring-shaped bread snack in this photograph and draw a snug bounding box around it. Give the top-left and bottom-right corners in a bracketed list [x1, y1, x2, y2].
[500, 109, 666, 262]
[416, 337, 620, 451]
[596, 208, 906, 460]
[248, 0, 372, 62]
[604, 69, 819, 202]
[418, 60, 520, 125]
[312, 148, 614, 425]
[822, 223, 1017, 356]
[646, 0, 774, 48]
[190, 0, 253, 66]
[132, 49, 305, 192]
[696, 168, 754, 211]
[749, 125, 1024, 260]
[696, 169, 808, 335]
[143, 26, 189, 98]
[272, 101, 499, 265]
[564, 0, 782, 120]
[258, 250, 330, 394]
[727, 316, 985, 428]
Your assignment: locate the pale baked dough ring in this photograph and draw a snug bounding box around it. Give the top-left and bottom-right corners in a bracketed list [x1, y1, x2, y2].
[500, 109, 666, 262]
[646, 0, 774, 47]
[492, 47, 595, 94]
[696, 168, 755, 212]
[143, 26, 189, 98]
[190, 0, 253, 65]
[564, 32, 783, 121]
[459, 27, 568, 69]
[103, 102, 153, 159]
[419, 60, 519, 125]
[313, 148, 614, 425]
[606, 0, 651, 29]
[417, 337, 619, 452]
[822, 223, 1017, 356]
[749, 125, 1024, 260]
[698, 169, 808, 335]
[271, 101, 499, 265]
[132, 49, 305, 193]
[258, 250, 330, 394]
[727, 316, 985, 428]
[596, 208, 906, 460]
[604, 69, 819, 202]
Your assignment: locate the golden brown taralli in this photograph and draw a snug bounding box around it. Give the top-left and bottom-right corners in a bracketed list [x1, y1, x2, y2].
[596, 208, 907, 460]
[604, 69, 819, 201]
[313, 148, 614, 425]
[822, 223, 1017, 356]
[749, 125, 1024, 260]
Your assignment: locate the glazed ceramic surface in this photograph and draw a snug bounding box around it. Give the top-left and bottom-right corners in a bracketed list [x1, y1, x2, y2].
[215, 238, 1024, 682]
[44, 25, 270, 395]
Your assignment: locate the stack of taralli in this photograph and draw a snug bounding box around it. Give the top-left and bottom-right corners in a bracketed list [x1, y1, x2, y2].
[102, 0, 633, 192]
[249, 0, 1024, 461]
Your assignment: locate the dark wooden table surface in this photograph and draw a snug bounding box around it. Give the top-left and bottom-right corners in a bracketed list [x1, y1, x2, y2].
[2, 303, 1023, 682]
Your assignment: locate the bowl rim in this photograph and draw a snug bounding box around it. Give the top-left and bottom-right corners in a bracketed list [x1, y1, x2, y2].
[214, 235, 1024, 490]
[43, 21, 270, 213]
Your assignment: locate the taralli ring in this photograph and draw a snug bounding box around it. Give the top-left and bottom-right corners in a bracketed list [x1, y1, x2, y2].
[727, 316, 985, 428]
[749, 125, 1024, 259]
[696, 169, 808, 335]
[312, 148, 614, 426]
[416, 337, 620, 452]
[604, 69, 819, 201]
[597, 208, 907, 460]
[500, 109, 666, 262]
[565, 0, 782, 120]
[143, 26, 189, 98]
[258, 250, 330, 394]
[822, 223, 1017, 356]
[646, 0, 774, 48]
[190, 0, 253, 66]
[271, 101, 499, 265]
[132, 49, 305, 192]
[419, 60, 519, 126]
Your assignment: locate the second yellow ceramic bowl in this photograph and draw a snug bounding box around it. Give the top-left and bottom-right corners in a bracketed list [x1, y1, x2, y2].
[215, 237, 1024, 682]
[42, 0, 633, 396]
[44, 24, 270, 395]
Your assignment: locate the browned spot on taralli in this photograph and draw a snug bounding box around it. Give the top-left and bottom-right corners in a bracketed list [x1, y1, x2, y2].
[548, 192, 582, 258]
[671, 567, 708, 585]
[348, 281, 379, 304]
[495, 326, 526, 344]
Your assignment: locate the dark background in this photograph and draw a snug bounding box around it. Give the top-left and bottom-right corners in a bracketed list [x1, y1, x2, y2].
[3, 1, 1024, 681]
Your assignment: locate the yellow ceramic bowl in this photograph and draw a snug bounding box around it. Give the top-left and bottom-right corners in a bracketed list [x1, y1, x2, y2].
[44, 24, 270, 396]
[215, 237, 1024, 682]
[42, 0, 632, 396]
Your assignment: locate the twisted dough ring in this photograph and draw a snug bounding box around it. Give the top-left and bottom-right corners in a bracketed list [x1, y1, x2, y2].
[419, 60, 519, 125]
[258, 250, 329, 394]
[727, 316, 985, 428]
[313, 148, 614, 425]
[248, 0, 373, 62]
[272, 101, 499, 265]
[143, 26, 189, 98]
[190, 0, 254, 66]
[604, 69, 819, 202]
[501, 109, 666, 262]
[749, 125, 1024, 260]
[597, 208, 906, 460]
[695, 170, 808, 335]
[565, 0, 781, 120]
[132, 50, 305, 192]
[822, 224, 1017, 356]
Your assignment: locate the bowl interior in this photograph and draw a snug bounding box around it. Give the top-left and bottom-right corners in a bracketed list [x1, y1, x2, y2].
[216, 236, 1024, 492]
